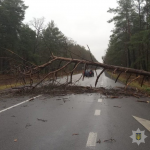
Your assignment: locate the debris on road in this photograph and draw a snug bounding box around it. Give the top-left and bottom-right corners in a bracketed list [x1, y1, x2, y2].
[56, 99, 61, 100]
[63, 99, 70, 103]
[56, 94, 66, 96]
[41, 97, 47, 100]
[29, 98, 34, 101]
[137, 100, 149, 103]
[72, 133, 79, 136]
[133, 94, 140, 98]
[110, 96, 119, 99]
[2, 84, 150, 100]
[36, 85, 150, 99]
[114, 106, 122, 108]
[22, 105, 28, 107]
[11, 115, 15, 117]
[25, 123, 32, 129]
[37, 118, 47, 122]
[14, 139, 17, 142]
[104, 138, 116, 143]
[96, 139, 101, 144]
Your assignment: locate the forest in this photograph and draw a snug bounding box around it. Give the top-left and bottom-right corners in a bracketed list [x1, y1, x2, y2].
[0, 0, 97, 74]
[105, 0, 150, 71]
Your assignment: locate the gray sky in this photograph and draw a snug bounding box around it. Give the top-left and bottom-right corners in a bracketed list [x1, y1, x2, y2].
[24, 0, 118, 62]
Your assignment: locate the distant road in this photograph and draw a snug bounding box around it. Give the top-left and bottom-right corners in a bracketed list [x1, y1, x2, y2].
[59, 69, 124, 88]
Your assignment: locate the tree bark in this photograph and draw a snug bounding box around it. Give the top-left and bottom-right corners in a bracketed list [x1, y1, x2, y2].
[34, 56, 150, 77]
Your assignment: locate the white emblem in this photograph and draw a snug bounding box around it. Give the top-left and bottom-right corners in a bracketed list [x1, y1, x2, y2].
[130, 128, 147, 146]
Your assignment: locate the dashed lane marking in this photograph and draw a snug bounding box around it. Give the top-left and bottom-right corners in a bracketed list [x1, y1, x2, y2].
[86, 132, 97, 147]
[133, 116, 150, 132]
[98, 99, 102, 102]
[94, 110, 101, 116]
[0, 95, 42, 114]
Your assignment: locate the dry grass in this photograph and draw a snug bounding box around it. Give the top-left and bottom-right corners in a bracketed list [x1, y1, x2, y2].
[107, 71, 150, 94]
[0, 70, 83, 91]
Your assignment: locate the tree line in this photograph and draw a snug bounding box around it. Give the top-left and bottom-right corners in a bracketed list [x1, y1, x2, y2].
[104, 0, 150, 71]
[0, 0, 97, 74]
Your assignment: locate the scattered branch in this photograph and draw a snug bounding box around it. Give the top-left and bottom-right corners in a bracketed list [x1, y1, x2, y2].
[115, 72, 122, 83]
[95, 69, 106, 87]
[125, 75, 140, 89]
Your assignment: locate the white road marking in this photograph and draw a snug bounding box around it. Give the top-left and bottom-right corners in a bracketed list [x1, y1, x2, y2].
[98, 99, 102, 102]
[86, 132, 97, 147]
[133, 116, 150, 132]
[94, 110, 101, 116]
[0, 95, 42, 114]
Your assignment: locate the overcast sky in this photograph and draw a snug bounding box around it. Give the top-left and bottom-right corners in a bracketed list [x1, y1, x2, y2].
[24, 0, 118, 62]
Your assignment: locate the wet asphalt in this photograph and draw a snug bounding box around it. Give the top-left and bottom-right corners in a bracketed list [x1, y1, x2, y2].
[0, 70, 150, 150]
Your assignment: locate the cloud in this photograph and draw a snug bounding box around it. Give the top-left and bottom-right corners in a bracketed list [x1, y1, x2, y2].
[24, 0, 117, 62]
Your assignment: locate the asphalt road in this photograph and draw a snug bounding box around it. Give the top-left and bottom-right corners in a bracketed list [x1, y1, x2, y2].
[0, 71, 150, 150]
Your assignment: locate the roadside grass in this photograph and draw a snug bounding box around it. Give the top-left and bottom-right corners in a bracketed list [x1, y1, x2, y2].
[107, 71, 150, 95]
[0, 75, 17, 90]
[0, 84, 12, 90]
[0, 71, 83, 91]
[0, 82, 26, 90]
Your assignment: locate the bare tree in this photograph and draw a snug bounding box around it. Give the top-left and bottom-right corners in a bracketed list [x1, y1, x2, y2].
[29, 17, 45, 54]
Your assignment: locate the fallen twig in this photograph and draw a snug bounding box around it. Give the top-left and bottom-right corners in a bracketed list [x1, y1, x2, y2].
[25, 123, 32, 128]
[56, 99, 61, 100]
[137, 100, 149, 103]
[114, 106, 121, 108]
[125, 75, 140, 89]
[72, 133, 79, 136]
[29, 98, 34, 101]
[104, 138, 116, 143]
[110, 96, 119, 99]
[96, 139, 101, 144]
[133, 94, 140, 98]
[37, 118, 47, 122]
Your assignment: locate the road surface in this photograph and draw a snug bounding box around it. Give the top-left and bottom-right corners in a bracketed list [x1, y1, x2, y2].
[0, 71, 150, 150]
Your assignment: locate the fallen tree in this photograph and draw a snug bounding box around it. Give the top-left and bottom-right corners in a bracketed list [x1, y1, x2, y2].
[30, 55, 150, 88]
[1, 47, 150, 90]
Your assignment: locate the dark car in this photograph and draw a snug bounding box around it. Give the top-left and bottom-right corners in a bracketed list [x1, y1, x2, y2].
[84, 69, 94, 77]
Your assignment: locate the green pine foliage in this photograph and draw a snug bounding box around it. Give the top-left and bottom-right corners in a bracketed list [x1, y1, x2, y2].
[0, 0, 97, 74]
[105, 0, 150, 71]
